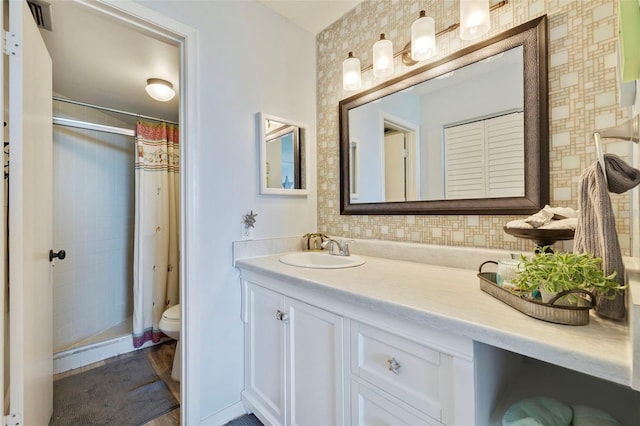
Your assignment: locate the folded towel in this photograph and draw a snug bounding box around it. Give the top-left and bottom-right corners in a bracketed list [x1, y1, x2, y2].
[538, 218, 578, 230]
[524, 208, 554, 228]
[502, 397, 572, 426]
[544, 205, 578, 219]
[506, 206, 578, 230]
[571, 405, 621, 426]
[574, 154, 640, 320]
[506, 219, 534, 229]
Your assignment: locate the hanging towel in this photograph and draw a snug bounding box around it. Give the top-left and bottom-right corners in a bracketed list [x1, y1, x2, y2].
[574, 154, 640, 320]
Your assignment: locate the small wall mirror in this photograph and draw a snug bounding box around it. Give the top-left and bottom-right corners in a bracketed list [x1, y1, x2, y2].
[339, 16, 548, 215]
[259, 113, 308, 195]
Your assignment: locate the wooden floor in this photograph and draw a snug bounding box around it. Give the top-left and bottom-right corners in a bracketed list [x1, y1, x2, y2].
[53, 340, 180, 425]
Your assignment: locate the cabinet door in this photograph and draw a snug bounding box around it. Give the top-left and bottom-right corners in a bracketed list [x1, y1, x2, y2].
[287, 299, 345, 426]
[245, 283, 287, 425]
[351, 380, 441, 426]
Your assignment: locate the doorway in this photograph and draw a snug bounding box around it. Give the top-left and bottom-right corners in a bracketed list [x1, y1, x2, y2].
[37, 0, 181, 372]
[383, 118, 419, 202]
[5, 0, 196, 424]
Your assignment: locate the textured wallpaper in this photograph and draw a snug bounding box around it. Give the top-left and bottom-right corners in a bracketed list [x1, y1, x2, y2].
[316, 0, 634, 254]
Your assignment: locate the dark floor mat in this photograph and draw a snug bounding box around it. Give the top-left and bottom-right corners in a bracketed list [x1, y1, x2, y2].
[50, 350, 179, 426]
[224, 414, 264, 426]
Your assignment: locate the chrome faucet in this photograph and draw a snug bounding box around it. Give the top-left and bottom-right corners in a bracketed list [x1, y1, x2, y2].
[321, 238, 351, 256]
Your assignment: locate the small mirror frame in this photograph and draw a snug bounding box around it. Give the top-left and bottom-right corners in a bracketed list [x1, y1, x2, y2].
[258, 112, 309, 196]
[339, 16, 548, 215]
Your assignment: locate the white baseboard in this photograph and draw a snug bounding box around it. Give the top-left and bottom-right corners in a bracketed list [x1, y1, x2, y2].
[53, 335, 170, 374]
[200, 401, 248, 426]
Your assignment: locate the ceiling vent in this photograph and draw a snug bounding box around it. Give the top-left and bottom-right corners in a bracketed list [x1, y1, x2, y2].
[27, 0, 53, 31]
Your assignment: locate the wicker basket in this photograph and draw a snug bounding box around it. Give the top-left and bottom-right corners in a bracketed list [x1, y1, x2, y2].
[478, 261, 595, 326]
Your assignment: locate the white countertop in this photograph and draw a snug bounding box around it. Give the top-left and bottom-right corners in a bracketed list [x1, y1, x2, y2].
[235, 252, 633, 388]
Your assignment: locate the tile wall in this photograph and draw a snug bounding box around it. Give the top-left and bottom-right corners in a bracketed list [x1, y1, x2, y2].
[316, 0, 634, 254]
[52, 100, 135, 352]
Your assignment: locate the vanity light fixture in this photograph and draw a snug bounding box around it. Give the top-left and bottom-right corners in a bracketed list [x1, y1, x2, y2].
[460, 0, 491, 40]
[342, 52, 362, 90]
[373, 33, 394, 78]
[411, 10, 436, 61]
[342, 0, 506, 91]
[145, 78, 175, 102]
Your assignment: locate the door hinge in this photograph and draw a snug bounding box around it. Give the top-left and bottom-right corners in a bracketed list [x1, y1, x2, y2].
[4, 413, 22, 426]
[3, 31, 19, 56]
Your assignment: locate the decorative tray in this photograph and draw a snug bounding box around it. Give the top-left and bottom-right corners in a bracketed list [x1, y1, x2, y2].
[502, 226, 575, 248]
[478, 261, 594, 326]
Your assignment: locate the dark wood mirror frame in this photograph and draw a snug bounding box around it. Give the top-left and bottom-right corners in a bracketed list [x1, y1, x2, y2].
[339, 15, 548, 215]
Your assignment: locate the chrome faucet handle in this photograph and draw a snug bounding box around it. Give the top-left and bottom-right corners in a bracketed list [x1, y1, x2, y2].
[340, 239, 355, 256]
[321, 239, 339, 254]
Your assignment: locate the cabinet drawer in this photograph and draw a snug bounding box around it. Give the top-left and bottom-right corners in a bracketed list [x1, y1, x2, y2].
[350, 322, 452, 422]
[351, 379, 442, 426]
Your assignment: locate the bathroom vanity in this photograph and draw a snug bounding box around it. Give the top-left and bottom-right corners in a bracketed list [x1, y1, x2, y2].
[234, 240, 640, 425]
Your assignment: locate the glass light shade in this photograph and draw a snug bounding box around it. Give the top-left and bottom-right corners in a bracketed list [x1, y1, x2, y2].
[145, 78, 175, 102]
[342, 52, 362, 91]
[459, 0, 490, 40]
[411, 11, 436, 61]
[373, 33, 394, 78]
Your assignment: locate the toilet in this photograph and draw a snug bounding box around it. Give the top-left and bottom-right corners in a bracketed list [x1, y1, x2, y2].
[159, 303, 181, 381]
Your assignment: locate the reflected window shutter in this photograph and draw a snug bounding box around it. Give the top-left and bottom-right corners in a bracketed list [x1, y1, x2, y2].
[444, 111, 524, 200]
[444, 121, 485, 199]
[486, 112, 524, 197]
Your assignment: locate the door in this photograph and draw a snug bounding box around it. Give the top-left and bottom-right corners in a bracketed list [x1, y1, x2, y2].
[244, 283, 287, 425]
[288, 298, 344, 426]
[384, 131, 406, 202]
[7, 1, 54, 424]
[384, 129, 418, 202]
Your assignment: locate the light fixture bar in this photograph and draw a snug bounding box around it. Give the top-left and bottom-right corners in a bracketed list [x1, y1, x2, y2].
[359, 0, 507, 73]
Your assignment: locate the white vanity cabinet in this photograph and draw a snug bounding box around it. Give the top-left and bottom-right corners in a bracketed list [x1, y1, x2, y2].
[242, 281, 346, 426]
[239, 268, 475, 426]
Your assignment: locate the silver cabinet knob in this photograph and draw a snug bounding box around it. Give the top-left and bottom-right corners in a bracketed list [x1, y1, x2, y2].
[276, 310, 289, 322]
[387, 357, 401, 375]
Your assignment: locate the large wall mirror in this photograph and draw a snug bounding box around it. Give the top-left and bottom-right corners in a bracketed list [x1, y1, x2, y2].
[259, 112, 308, 195]
[339, 16, 548, 215]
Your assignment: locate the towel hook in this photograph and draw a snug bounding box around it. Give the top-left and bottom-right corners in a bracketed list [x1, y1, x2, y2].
[593, 131, 608, 185]
[592, 115, 640, 186]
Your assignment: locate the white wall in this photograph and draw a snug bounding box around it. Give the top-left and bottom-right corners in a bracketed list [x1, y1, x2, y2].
[134, 0, 317, 422]
[349, 92, 419, 203]
[51, 101, 134, 352]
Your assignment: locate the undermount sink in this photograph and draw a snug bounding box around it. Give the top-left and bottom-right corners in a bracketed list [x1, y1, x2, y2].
[279, 251, 365, 269]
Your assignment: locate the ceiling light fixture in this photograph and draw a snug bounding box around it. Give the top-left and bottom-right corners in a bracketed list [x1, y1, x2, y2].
[145, 78, 175, 102]
[342, 0, 506, 91]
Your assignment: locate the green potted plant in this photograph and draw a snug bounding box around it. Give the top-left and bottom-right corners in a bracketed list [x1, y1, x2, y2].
[513, 249, 625, 306]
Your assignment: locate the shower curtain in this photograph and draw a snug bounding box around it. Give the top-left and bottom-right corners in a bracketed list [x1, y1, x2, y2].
[133, 120, 180, 348]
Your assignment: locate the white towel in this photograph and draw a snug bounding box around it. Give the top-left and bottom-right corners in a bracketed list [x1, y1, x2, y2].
[538, 218, 577, 230]
[505, 219, 534, 229]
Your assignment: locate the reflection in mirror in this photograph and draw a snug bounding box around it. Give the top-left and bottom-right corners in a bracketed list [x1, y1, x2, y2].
[340, 16, 548, 215]
[266, 121, 300, 189]
[350, 47, 523, 203]
[259, 113, 308, 195]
